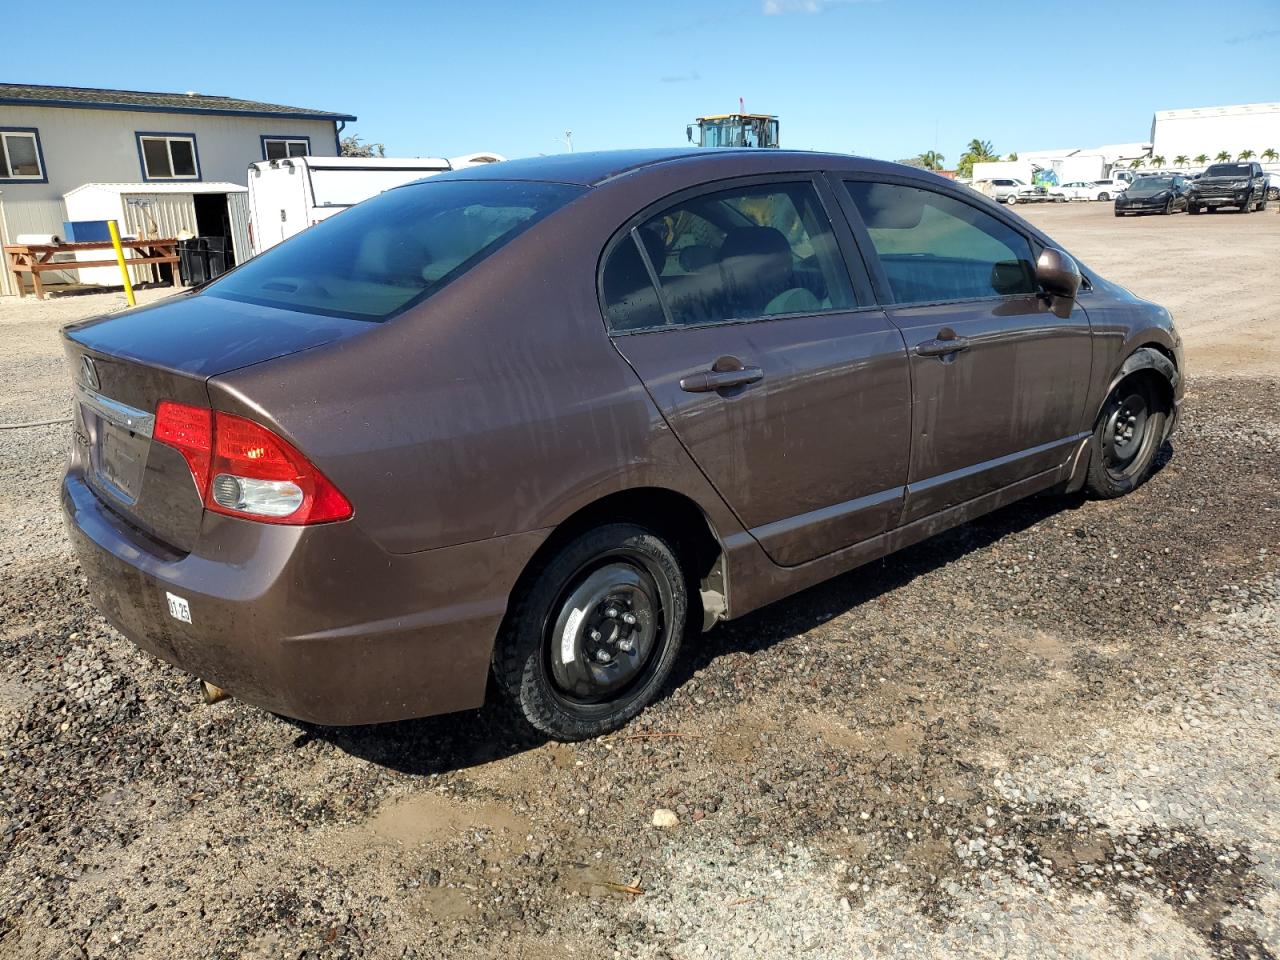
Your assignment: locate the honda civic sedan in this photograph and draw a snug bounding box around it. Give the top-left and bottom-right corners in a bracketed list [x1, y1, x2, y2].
[62, 148, 1183, 741]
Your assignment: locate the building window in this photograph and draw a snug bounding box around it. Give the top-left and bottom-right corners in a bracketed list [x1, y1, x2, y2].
[136, 133, 200, 180]
[262, 137, 310, 160]
[0, 128, 45, 181]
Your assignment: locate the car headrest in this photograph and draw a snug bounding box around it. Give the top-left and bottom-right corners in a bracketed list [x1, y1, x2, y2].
[720, 226, 791, 262]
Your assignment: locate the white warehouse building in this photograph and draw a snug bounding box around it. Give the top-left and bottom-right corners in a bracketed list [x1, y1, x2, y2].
[1150, 102, 1280, 163]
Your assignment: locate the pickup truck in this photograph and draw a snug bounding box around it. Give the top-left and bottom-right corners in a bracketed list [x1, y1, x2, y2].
[1187, 161, 1269, 213]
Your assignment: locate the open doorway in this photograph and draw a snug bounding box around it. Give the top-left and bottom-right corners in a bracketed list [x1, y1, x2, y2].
[193, 192, 235, 269]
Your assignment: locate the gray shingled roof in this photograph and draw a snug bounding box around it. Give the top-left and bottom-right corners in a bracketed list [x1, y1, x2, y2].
[0, 83, 356, 122]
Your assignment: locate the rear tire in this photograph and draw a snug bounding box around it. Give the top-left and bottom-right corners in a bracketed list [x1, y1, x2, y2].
[493, 523, 688, 741]
[1188, 203, 1201, 215]
[1098, 192, 1110, 201]
[1085, 377, 1167, 499]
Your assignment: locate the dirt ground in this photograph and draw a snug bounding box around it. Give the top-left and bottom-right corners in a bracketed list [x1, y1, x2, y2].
[1, 202, 1277, 959]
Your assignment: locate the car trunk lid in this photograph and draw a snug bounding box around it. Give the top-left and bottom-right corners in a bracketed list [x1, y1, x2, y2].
[62, 293, 371, 552]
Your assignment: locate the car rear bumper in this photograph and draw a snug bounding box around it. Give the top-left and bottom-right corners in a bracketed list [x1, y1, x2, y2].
[62, 468, 548, 725]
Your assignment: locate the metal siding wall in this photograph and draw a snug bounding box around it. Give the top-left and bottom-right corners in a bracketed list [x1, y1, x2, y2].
[0, 197, 10, 296]
[0, 104, 337, 206]
[0, 198, 77, 291]
[227, 192, 252, 265]
[122, 193, 194, 285]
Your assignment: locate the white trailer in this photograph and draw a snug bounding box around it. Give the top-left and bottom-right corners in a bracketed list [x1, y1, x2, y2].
[247, 156, 452, 254]
[972, 160, 1037, 184]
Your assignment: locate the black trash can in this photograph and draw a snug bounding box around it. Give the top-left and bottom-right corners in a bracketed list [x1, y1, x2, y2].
[178, 239, 209, 286]
[205, 236, 229, 280]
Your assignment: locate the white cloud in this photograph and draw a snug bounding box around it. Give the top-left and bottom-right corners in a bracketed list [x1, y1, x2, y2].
[763, 0, 821, 12]
[763, 0, 879, 13]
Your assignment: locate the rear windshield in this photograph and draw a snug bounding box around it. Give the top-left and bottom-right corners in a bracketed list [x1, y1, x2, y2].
[206, 180, 583, 321]
[1203, 163, 1251, 178]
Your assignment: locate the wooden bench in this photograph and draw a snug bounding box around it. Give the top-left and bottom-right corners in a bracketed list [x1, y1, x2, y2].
[3, 238, 182, 300]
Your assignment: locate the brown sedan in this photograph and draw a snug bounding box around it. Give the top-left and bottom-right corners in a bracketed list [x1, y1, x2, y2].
[61, 149, 1183, 741]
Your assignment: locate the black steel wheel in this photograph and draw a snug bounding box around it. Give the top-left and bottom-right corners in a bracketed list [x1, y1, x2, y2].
[494, 523, 687, 741]
[1163, 198, 1174, 215]
[1085, 377, 1168, 498]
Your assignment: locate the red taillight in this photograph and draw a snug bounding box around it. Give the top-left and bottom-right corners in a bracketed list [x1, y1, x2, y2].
[153, 401, 352, 525]
[154, 401, 212, 490]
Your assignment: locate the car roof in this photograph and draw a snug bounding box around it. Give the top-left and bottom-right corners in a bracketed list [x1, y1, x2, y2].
[427, 147, 891, 188]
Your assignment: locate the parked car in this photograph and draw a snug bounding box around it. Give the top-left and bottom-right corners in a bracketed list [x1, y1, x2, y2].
[1187, 161, 1269, 213]
[1265, 172, 1279, 201]
[1115, 175, 1192, 216]
[1092, 179, 1129, 199]
[61, 149, 1183, 741]
[1059, 181, 1116, 201]
[981, 178, 1046, 204]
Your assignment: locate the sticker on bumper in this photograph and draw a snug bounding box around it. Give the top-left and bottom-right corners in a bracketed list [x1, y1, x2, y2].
[166, 591, 192, 624]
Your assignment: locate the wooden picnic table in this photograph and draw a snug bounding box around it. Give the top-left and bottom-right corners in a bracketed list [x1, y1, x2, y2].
[3, 238, 182, 300]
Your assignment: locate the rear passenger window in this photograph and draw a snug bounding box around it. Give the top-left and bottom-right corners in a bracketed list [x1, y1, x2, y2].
[844, 181, 1036, 305]
[601, 234, 665, 332]
[600, 181, 855, 333]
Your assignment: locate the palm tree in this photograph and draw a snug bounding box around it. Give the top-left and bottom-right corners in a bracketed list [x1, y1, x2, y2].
[1174, 155, 1189, 167]
[1194, 153, 1209, 165]
[967, 138, 996, 159]
[1151, 155, 1166, 169]
[956, 138, 998, 178]
[1215, 150, 1231, 162]
[1129, 158, 1145, 169]
[918, 150, 945, 172]
[1262, 148, 1278, 162]
[1238, 149, 1255, 161]
[1007, 152, 1018, 161]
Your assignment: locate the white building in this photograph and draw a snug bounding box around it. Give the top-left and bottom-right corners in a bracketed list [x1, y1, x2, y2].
[0, 82, 355, 294]
[1151, 102, 1280, 164]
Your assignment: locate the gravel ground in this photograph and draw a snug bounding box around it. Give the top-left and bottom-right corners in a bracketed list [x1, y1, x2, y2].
[1, 203, 1278, 959]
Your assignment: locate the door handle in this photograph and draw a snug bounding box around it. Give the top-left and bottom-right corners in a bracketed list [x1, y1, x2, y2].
[679, 364, 765, 393]
[915, 336, 970, 358]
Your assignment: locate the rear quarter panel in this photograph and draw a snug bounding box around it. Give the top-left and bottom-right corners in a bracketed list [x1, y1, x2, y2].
[210, 182, 748, 556]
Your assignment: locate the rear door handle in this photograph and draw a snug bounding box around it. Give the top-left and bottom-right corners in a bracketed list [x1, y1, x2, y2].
[679, 365, 765, 393]
[915, 336, 970, 358]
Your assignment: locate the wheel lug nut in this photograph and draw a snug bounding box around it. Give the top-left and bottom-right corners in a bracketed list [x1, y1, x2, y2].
[594, 649, 612, 663]
[604, 607, 618, 619]
[621, 612, 637, 625]
[617, 638, 635, 653]
[589, 629, 601, 642]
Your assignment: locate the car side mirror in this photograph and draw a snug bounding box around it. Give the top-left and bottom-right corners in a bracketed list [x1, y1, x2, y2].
[1036, 247, 1081, 318]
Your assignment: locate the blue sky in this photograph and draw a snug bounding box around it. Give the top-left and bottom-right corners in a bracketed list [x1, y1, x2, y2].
[9, 0, 1279, 164]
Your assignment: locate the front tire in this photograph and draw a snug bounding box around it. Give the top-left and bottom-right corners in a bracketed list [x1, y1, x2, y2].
[1098, 192, 1110, 201]
[1085, 378, 1167, 499]
[493, 523, 688, 741]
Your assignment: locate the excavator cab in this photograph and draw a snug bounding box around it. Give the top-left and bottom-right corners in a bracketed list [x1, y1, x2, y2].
[688, 114, 779, 149]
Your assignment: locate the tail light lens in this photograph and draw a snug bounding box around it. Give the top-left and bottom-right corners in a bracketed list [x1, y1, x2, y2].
[153, 401, 352, 525]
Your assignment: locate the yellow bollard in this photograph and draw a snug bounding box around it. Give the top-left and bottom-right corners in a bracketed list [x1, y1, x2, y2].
[107, 219, 136, 307]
